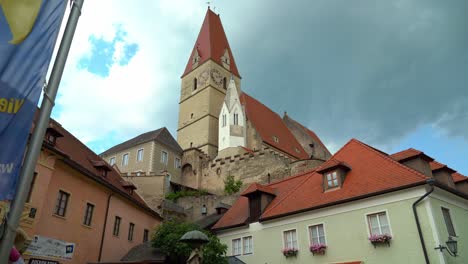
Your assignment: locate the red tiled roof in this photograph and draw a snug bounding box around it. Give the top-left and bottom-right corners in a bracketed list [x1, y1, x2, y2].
[241, 183, 276, 196]
[213, 139, 429, 230]
[44, 119, 161, 219]
[430, 161, 445, 171]
[390, 148, 434, 162]
[182, 9, 240, 78]
[390, 148, 421, 161]
[239, 93, 308, 160]
[452, 172, 468, 183]
[429, 161, 455, 173]
[213, 172, 310, 230]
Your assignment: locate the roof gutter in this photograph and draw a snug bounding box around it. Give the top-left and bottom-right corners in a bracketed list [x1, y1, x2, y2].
[98, 192, 113, 262]
[412, 178, 435, 264]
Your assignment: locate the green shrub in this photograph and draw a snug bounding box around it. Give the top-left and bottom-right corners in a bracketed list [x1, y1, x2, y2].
[224, 175, 243, 195]
[152, 221, 227, 264]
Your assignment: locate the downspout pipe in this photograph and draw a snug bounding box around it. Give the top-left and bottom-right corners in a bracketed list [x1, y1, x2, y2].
[98, 193, 113, 262]
[412, 179, 435, 264]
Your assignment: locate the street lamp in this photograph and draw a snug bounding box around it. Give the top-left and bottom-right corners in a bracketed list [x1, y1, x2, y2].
[180, 230, 209, 264]
[435, 237, 458, 257]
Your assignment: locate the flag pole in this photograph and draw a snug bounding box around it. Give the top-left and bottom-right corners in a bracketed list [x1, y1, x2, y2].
[0, 0, 84, 261]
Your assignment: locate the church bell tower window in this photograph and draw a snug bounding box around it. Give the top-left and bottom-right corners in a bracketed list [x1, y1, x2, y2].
[193, 78, 197, 91]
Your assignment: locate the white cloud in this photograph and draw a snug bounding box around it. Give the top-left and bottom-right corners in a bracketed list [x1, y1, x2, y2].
[47, 0, 206, 152]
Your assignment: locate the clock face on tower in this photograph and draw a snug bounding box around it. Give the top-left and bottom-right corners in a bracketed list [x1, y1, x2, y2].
[210, 68, 223, 86]
[198, 69, 210, 86]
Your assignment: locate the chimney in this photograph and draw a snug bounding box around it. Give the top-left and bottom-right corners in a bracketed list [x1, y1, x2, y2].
[241, 183, 276, 222]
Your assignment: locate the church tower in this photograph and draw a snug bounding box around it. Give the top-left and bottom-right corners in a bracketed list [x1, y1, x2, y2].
[178, 9, 241, 158]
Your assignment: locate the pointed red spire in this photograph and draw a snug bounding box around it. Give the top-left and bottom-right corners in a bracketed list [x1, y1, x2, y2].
[182, 9, 240, 78]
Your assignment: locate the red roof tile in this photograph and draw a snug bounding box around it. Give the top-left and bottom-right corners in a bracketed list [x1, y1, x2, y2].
[182, 9, 240, 78]
[241, 183, 276, 196]
[316, 158, 351, 174]
[213, 172, 310, 230]
[452, 172, 467, 183]
[390, 148, 434, 162]
[213, 139, 429, 230]
[44, 119, 161, 219]
[239, 93, 308, 160]
[430, 161, 445, 171]
[429, 161, 455, 173]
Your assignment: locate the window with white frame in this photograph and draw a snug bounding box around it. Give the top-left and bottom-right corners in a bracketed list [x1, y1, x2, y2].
[175, 158, 181, 168]
[122, 154, 129, 166]
[441, 207, 456, 237]
[137, 149, 144, 162]
[161, 151, 168, 165]
[109, 157, 115, 166]
[222, 114, 227, 127]
[243, 236, 253, 255]
[283, 229, 298, 249]
[309, 224, 326, 245]
[326, 171, 339, 188]
[232, 238, 241, 256]
[367, 211, 391, 235]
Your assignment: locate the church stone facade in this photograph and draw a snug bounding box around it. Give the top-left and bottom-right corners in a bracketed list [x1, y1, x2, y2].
[177, 9, 331, 198]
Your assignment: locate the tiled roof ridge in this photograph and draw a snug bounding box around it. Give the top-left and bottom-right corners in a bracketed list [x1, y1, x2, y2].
[390, 148, 424, 156]
[57, 122, 106, 161]
[100, 128, 164, 155]
[351, 139, 428, 180]
[261, 173, 313, 217]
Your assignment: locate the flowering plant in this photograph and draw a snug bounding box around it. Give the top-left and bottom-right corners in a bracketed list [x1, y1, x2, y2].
[369, 234, 392, 244]
[309, 243, 327, 255]
[282, 248, 298, 257]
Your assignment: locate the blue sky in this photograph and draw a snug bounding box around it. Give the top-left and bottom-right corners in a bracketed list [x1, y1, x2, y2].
[49, 0, 468, 175]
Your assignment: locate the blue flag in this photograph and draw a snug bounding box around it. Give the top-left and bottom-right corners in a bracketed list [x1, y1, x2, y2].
[0, 0, 67, 200]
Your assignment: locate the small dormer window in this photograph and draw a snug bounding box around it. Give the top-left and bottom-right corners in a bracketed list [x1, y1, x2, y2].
[326, 171, 339, 188]
[45, 126, 63, 146]
[273, 136, 279, 143]
[294, 147, 300, 153]
[47, 133, 57, 145]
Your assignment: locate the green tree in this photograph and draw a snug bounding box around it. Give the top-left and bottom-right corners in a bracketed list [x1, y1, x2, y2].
[224, 174, 243, 195]
[152, 221, 227, 264]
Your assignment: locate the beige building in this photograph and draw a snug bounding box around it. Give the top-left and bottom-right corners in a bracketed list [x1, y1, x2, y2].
[100, 128, 184, 212]
[100, 127, 182, 179]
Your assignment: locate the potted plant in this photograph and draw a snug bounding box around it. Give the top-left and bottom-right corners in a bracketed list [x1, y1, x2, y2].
[310, 243, 327, 255]
[282, 247, 298, 257]
[369, 233, 392, 247]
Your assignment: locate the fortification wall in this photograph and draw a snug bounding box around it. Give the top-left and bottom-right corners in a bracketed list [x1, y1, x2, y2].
[176, 194, 238, 222]
[199, 147, 293, 194]
[290, 159, 324, 175]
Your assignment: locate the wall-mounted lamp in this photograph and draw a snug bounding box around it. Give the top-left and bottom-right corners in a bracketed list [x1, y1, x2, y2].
[435, 237, 457, 257]
[201, 204, 207, 216]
